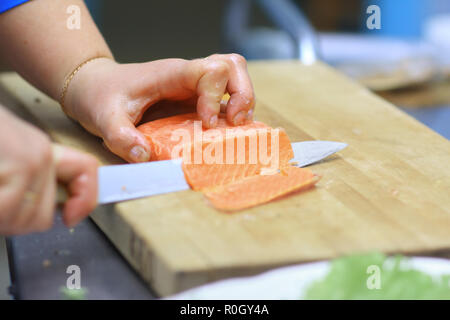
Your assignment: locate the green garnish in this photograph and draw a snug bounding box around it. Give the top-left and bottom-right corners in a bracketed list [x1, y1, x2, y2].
[60, 286, 88, 300]
[305, 252, 450, 300]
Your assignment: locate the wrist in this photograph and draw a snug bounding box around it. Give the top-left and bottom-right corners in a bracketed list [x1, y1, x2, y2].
[62, 57, 117, 121]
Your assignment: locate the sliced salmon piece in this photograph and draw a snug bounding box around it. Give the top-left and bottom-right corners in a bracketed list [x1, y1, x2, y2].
[137, 113, 318, 211]
[138, 113, 294, 190]
[204, 166, 319, 211]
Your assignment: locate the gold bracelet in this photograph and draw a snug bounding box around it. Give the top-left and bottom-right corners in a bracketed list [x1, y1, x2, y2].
[59, 56, 110, 110]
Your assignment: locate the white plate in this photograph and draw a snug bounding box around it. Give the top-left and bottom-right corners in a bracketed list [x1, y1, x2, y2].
[168, 257, 450, 300]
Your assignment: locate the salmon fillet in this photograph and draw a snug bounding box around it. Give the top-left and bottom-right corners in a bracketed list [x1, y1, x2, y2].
[137, 113, 318, 211]
[138, 113, 294, 190]
[204, 166, 319, 211]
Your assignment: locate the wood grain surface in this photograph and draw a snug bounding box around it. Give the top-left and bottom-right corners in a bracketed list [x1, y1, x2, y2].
[1, 61, 449, 296]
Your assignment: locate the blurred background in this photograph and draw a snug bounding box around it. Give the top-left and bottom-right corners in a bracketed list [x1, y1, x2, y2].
[85, 0, 450, 139]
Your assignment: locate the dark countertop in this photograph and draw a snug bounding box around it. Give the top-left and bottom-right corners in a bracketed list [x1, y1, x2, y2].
[7, 211, 155, 300]
[401, 105, 450, 140]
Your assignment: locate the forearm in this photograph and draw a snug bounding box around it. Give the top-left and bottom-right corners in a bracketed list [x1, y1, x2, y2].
[0, 0, 113, 100]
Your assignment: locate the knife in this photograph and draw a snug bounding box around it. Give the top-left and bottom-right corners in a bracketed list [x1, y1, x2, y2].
[90, 141, 347, 204]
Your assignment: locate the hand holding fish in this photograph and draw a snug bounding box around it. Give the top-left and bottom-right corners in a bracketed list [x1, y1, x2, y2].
[63, 55, 256, 163]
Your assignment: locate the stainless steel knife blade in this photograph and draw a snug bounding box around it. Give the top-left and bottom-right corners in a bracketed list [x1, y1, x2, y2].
[97, 141, 347, 204]
[290, 141, 348, 167]
[98, 158, 189, 204]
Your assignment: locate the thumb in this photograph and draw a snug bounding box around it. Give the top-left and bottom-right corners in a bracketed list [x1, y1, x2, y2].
[101, 114, 152, 163]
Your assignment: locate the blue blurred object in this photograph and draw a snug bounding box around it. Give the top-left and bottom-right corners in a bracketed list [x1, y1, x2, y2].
[0, 0, 29, 14]
[362, 0, 450, 38]
[362, 0, 426, 38]
[402, 106, 450, 140]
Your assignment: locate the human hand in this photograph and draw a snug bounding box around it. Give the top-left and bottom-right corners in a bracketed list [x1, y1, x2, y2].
[63, 54, 255, 163]
[0, 107, 98, 235]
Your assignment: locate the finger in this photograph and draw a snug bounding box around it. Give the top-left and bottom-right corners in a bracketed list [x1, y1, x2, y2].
[28, 164, 56, 233]
[0, 174, 24, 235]
[190, 59, 229, 128]
[0, 173, 42, 235]
[135, 59, 228, 128]
[8, 153, 54, 234]
[221, 54, 255, 125]
[53, 145, 98, 227]
[220, 100, 227, 114]
[100, 112, 152, 163]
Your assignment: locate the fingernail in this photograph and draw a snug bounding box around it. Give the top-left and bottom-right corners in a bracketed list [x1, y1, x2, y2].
[233, 111, 246, 126]
[246, 109, 254, 120]
[209, 115, 218, 128]
[130, 145, 150, 162]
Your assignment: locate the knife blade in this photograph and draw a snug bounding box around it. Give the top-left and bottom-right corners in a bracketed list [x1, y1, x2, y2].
[98, 158, 189, 204]
[95, 141, 347, 204]
[290, 141, 348, 167]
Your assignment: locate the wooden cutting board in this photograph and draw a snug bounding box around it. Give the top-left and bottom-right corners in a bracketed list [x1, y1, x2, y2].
[1, 61, 449, 297]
